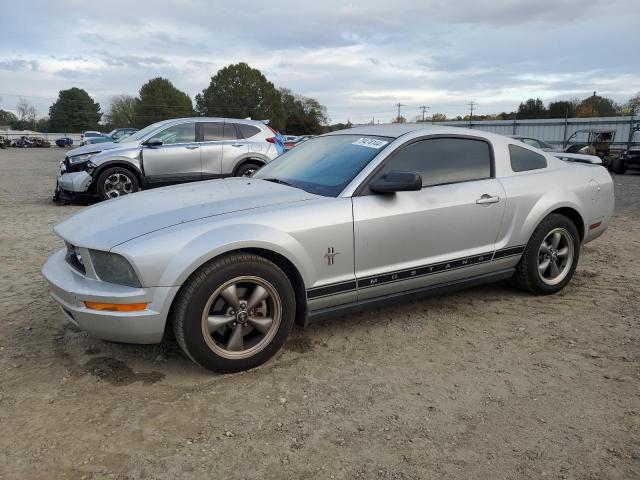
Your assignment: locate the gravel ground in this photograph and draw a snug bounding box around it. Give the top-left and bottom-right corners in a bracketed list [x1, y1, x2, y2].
[0, 148, 638, 480]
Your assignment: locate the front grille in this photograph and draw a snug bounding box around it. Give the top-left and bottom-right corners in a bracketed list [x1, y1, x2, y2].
[65, 242, 86, 274]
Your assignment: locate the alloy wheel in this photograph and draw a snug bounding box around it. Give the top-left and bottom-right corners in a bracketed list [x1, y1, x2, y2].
[537, 227, 574, 285]
[104, 173, 134, 198]
[200, 276, 282, 359]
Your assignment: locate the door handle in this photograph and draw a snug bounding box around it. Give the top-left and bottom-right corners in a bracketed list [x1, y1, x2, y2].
[476, 194, 500, 205]
[231, 144, 244, 147]
[185, 145, 199, 150]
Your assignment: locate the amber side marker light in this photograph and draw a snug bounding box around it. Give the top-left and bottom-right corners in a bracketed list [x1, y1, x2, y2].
[589, 221, 602, 230]
[84, 302, 148, 312]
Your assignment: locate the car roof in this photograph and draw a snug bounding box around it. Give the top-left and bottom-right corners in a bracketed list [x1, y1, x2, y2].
[326, 123, 501, 140]
[161, 117, 268, 127]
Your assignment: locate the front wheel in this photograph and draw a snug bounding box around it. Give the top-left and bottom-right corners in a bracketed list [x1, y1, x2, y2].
[96, 167, 140, 201]
[171, 253, 295, 373]
[512, 214, 580, 295]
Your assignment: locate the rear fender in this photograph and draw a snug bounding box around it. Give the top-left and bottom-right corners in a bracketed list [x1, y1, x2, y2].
[499, 188, 587, 248]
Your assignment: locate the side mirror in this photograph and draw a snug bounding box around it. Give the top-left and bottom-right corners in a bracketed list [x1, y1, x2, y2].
[145, 137, 163, 148]
[369, 170, 422, 193]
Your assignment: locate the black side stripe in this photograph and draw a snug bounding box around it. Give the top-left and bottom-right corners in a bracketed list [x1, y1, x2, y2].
[306, 245, 526, 299]
[492, 245, 526, 259]
[307, 280, 357, 299]
[357, 251, 493, 289]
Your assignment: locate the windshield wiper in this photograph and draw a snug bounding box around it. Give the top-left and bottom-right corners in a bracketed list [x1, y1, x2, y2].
[262, 178, 296, 188]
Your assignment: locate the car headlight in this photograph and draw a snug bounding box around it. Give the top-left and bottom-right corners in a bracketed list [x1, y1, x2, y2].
[89, 250, 141, 287]
[68, 152, 98, 165]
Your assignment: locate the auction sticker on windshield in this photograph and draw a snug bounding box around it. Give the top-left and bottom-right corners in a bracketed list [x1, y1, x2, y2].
[352, 138, 389, 149]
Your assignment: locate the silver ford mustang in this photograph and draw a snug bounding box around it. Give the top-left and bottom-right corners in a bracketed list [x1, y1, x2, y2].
[42, 125, 614, 373]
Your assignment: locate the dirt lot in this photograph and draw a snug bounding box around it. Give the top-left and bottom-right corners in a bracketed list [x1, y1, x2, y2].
[0, 148, 638, 480]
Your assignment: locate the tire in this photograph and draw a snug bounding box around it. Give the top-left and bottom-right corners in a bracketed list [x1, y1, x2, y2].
[171, 252, 296, 373]
[235, 162, 262, 177]
[512, 214, 580, 295]
[96, 167, 140, 201]
[610, 157, 627, 175]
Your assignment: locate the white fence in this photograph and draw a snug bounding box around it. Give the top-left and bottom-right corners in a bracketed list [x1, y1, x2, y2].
[438, 116, 639, 150]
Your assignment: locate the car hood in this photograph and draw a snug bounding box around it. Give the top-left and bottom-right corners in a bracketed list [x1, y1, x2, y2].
[55, 178, 318, 249]
[67, 140, 136, 157]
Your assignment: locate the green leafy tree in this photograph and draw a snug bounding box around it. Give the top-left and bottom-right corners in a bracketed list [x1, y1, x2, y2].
[548, 100, 578, 118]
[279, 88, 327, 134]
[517, 98, 548, 119]
[134, 78, 193, 128]
[107, 94, 137, 128]
[576, 92, 618, 117]
[49, 88, 101, 132]
[0, 109, 17, 126]
[196, 63, 285, 131]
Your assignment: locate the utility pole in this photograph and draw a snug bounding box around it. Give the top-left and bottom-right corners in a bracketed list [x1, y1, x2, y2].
[419, 105, 429, 122]
[395, 102, 404, 123]
[467, 101, 476, 120]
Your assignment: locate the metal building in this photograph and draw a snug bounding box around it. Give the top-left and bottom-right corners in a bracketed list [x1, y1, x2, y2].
[439, 116, 638, 150]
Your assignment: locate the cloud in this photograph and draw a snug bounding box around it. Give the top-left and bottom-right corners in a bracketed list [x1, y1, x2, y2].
[0, 59, 39, 71]
[0, 0, 637, 122]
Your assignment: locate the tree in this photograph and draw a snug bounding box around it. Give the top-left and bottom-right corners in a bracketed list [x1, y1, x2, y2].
[0, 109, 17, 125]
[431, 113, 447, 122]
[391, 116, 407, 124]
[196, 63, 285, 131]
[279, 88, 328, 134]
[517, 98, 548, 119]
[49, 88, 102, 132]
[107, 95, 137, 128]
[134, 78, 193, 128]
[622, 92, 640, 115]
[576, 92, 618, 118]
[548, 100, 578, 118]
[17, 97, 37, 123]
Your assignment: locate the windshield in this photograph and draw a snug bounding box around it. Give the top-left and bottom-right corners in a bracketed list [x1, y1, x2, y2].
[254, 134, 392, 196]
[118, 120, 172, 143]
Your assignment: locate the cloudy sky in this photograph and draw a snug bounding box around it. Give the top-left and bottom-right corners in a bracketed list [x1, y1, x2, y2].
[0, 0, 638, 124]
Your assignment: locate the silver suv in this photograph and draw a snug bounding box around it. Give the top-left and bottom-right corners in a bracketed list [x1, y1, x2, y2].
[54, 117, 283, 201]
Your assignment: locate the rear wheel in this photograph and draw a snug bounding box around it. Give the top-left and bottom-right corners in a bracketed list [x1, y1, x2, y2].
[96, 167, 140, 201]
[171, 253, 295, 373]
[610, 157, 627, 174]
[235, 162, 262, 177]
[512, 214, 580, 295]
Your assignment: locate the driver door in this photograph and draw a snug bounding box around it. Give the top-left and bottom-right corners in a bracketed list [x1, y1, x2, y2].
[142, 121, 201, 185]
[352, 136, 506, 301]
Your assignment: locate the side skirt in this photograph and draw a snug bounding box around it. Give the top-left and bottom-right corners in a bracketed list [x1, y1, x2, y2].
[304, 268, 515, 326]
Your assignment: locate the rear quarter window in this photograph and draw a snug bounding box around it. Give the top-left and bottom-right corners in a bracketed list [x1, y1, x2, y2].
[237, 124, 261, 139]
[509, 144, 547, 172]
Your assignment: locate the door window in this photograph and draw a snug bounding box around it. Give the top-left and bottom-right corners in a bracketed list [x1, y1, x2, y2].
[224, 123, 238, 140]
[374, 137, 492, 188]
[201, 122, 225, 141]
[156, 123, 195, 145]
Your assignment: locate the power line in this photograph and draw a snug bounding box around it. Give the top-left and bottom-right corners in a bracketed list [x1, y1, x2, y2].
[467, 101, 476, 120]
[395, 102, 404, 123]
[419, 105, 429, 122]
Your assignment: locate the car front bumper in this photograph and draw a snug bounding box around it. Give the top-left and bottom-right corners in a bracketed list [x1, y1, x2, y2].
[57, 171, 93, 193]
[42, 249, 179, 344]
